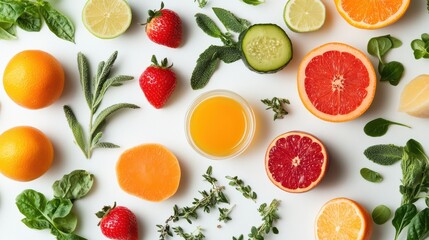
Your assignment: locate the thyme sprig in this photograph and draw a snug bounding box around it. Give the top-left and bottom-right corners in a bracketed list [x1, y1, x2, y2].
[173, 226, 205, 240]
[157, 167, 228, 240]
[261, 97, 290, 121]
[218, 205, 235, 223]
[226, 176, 257, 202]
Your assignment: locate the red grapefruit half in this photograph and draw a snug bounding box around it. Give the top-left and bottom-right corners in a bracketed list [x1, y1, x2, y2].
[265, 131, 328, 193]
[298, 42, 376, 122]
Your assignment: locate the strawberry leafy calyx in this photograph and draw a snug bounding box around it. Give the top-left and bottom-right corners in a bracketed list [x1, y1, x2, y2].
[151, 55, 173, 69]
[96, 202, 117, 226]
[146, 2, 165, 24]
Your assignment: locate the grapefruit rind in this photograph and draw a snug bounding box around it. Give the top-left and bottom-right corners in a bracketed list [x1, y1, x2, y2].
[297, 42, 376, 122]
[334, 0, 410, 29]
[315, 197, 372, 240]
[265, 131, 328, 193]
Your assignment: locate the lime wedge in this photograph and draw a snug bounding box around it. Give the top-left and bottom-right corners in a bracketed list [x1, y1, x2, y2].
[284, 0, 326, 33]
[82, 0, 132, 39]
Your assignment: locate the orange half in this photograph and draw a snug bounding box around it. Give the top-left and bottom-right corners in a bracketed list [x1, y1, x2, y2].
[334, 0, 410, 29]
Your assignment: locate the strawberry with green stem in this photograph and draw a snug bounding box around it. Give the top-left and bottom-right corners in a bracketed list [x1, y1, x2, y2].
[96, 202, 139, 240]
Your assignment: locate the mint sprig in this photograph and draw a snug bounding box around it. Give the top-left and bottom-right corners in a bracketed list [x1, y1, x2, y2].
[64, 51, 139, 159]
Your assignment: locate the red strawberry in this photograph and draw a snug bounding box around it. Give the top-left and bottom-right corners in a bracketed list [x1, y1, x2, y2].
[96, 203, 139, 240]
[145, 2, 182, 48]
[139, 55, 176, 109]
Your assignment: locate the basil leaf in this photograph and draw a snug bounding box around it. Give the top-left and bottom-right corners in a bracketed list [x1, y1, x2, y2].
[372, 205, 391, 225]
[364, 144, 403, 165]
[380, 61, 404, 86]
[0, 0, 26, 23]
[195, 13, 222, 38]
[212, 7, 250, 33]
[367, 36, 392, 60]
[407, 208, 429, 240]
[364, 118, 410, 137]
[39, 1, 75, 42]
[52, 170, 94, 201]
[0, 22, 16, 40]
[360, 168, 383, 183]
[16, 3, 42, 32]
[393, 203, 418, 239]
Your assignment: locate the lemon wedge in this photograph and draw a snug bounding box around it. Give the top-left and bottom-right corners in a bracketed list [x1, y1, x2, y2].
[399, 74, 429, 118]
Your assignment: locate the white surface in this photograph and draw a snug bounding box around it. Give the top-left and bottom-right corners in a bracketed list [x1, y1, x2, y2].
[0, 0, 428, 239]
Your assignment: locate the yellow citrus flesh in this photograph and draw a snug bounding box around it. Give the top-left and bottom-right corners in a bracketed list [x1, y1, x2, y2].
[82, 0, 132, 39]
[399, 74, 429, 118]
[315, 198, 372, 240]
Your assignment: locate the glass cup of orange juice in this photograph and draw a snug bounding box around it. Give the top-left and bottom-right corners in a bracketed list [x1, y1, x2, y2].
[185, 90, 256, 160]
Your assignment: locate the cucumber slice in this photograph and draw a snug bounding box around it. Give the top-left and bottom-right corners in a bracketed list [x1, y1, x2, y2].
[239, 24, 293, 73]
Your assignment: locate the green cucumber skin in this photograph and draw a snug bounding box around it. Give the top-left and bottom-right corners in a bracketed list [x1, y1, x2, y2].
[239, 23, 293, 74]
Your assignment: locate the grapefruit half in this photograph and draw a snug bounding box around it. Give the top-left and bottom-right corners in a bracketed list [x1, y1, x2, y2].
[298, 42, 376, 122]
[265, 131, 328, 193]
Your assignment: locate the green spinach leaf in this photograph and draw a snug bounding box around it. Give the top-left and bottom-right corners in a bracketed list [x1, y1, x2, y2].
[364, 118, 410, 137]
[407, 208, 429, 240]
[393, 203, 418, 240]
[52, 170, 94, 201]
[380, 61, 404, 86]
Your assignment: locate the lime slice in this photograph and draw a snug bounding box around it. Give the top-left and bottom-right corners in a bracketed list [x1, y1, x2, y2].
[284, 0, 326, 33]
[82, 0, 132, 39]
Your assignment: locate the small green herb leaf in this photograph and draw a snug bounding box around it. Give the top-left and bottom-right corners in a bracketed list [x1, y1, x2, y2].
[261, 97, 290, 121]
[364, 144, 403, 166]
[191, 45, 222, 89]
[195, 13, 222, 38]
[52, 170, 94, 201]
[63, 105, 87, 156]
[77, 53, 92, 108]
[360, 168, 383, 183]
[226, 176, 257, 202]
[39, 1, 75, 43]
[91, 103, 140, 137]
[380, 61, 404, 86]
[407, 208, 429, 240]
[242, 0, 265, 5]
[393, 203, 418, 239]
[411, 39, 429, 59]
[212, 7, 249, 33]
[372, 205, 391, 225]
[93, 142, 120, 149]
[405, 139, 429, 163]
[368, 36, 393, 60]
[364, 118, 411, 137]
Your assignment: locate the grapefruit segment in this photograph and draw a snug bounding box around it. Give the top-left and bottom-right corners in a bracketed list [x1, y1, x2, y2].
[265, 131, 328, 193]
[298, 42, 376, 122]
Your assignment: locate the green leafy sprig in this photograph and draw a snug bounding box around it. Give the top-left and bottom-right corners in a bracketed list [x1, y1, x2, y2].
[194, 0, 264, 8]
[411, 33, 429, 59]
[261, 97, 290, 121]
[218, 206, 234, 223]
[173, 226, 205, 240]
[367, 35, 404, 86]
[0, 0, 75, 42]
[226, 176, 257, 202]
[64, 51, 139, 159]
[364, 118, 410, 137]
[15, 170, 93, 240]
[191, 8, 250, 89]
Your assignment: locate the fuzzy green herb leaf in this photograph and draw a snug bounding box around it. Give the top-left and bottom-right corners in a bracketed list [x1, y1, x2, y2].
[393, 203, 418, 240]
[360, 168, 383, 183]
[372, 205, 391, 225]
[364, 118, 410, 137]
[407, 208, 429, 240]
[212, 7, 250, 33]
[195, 13, 222, 38]
[64, 52, 139, 159]
[261, 97, 290, 121]
[364, 144, 403, 166]
[226, 176, 257, 202]
[38, 1, 75, 43]
[52, 170, 94, 201]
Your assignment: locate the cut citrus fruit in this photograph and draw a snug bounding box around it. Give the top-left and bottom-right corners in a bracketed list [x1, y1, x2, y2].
[334, 0, 410, 29]
[297, 42, 376, 122]
[399, 74, 429, 118]
[284, 0, 326, 33]
[265, 131, 328, 193]
[116, 144, 181, 202]
[82, 0, 132, 39]
[315, 197, 372, 240]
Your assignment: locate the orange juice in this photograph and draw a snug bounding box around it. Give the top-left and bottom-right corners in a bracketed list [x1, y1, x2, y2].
[186, 90, 255, 159]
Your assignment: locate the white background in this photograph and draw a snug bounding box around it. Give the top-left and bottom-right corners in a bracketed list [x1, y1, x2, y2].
[0, 0, 428, 239]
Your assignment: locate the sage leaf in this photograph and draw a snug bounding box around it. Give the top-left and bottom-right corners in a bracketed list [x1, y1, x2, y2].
[195, 13, 222, 38]
[393, 203, 418, 239]
[0, 22, 16, 40]
[63, 105, 87, 156]
[380, 61, 404, 86]
[94, 142, 120, 149]
[191, 45, 221, 89]
[360, 168, 383, 183]
[364, 144, 403, 165]
[212, 7, 250, 33]
[407, 208, 429, 240]
[52, 170, 94, 201]
[92, 75, 134, 110]
[372, 205, 391, 225]
[77, 53, 92, 108]
[39, 1, 75, 43]
[0, 0, 26, 23]
[364, 118, 411, 137]
[16, 4, 42, 32]
[91, 103, 140, 137]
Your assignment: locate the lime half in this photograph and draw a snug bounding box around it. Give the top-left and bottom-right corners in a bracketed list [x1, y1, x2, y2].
[82, 0, 132, 39]
[284, 0, 326, 33]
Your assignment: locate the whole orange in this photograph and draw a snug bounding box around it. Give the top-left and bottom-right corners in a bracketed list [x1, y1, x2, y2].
[3, 50, 65, 109]
[0, 126, 54, 181]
